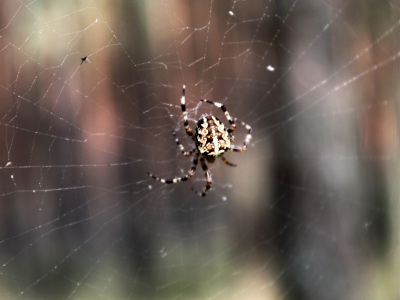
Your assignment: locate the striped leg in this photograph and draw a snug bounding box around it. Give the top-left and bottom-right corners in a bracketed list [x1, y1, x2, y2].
[181, 83, 195, 141]
[229, 118, 252, 152]
[192, 157, 212, 197]
[220, 156, 236, 167]
[147, 152, 200, 184]
[173, 130, 197, 156]
[200, 98, 236, 139]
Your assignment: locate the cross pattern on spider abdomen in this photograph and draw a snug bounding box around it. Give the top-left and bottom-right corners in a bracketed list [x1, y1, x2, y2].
[195, 115, 230, 159]
[147, 83, 252, 197]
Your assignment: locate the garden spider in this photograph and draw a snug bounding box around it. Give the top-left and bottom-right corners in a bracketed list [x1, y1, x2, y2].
[147, 83, 252, 196]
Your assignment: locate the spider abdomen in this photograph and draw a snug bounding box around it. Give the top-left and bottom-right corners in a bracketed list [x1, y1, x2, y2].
[195, 115, 230, 157]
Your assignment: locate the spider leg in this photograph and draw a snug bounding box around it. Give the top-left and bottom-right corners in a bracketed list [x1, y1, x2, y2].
[181, 83, 195, 141]
[173, 130, 197, 156]
[229, 118, 252, 152]
[220, 156, 236, 167]
[200, 98, 236, 140]
[192, 157, 212, 197]
[147, 152, 200, 184]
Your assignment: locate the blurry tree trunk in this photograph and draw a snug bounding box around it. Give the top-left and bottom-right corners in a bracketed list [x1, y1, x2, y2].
[271, 1, 393, 299]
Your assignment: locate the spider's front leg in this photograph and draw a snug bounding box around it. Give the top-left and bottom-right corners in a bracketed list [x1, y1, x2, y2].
[220, 156, 236, 167]
[147, 152, 200, 184]
[229, 118, 252, 152]
[181, 83, 195, 141]
[173, 130, 197, 157]
[200, 98, 236, 140]
[192, 157, 212, 197]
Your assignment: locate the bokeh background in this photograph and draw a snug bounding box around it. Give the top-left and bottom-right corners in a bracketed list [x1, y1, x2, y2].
[0, 0, 399, 299]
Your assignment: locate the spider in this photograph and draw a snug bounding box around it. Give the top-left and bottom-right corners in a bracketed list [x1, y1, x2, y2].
[80, 56, 88, 65]
[147, 83, 252, 196]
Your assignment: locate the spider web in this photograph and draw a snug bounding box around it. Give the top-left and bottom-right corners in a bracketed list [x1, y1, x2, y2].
[0, 0, 399, 299]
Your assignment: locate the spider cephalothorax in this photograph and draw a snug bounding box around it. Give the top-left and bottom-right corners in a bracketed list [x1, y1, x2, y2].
[147, 83, 252, 196]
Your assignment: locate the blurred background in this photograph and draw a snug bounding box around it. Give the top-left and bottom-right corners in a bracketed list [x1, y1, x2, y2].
[0, 0, 399, 299]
